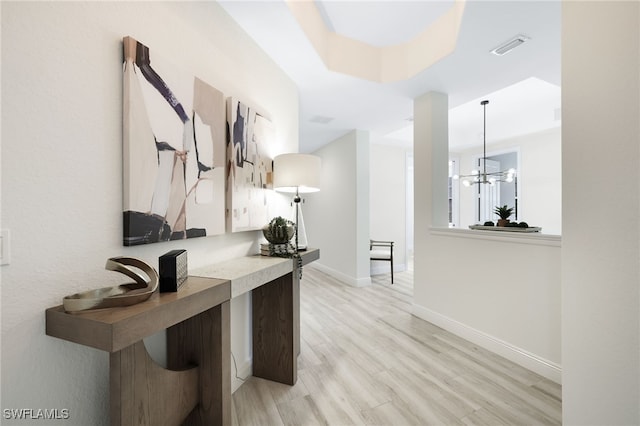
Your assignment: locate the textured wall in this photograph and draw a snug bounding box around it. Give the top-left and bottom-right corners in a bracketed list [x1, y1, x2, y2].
[1, 2, 297, 424]
[561, 1, 640, 423]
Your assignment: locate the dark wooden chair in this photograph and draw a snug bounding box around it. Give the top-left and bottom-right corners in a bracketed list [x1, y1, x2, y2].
[370, 239, 394, 284]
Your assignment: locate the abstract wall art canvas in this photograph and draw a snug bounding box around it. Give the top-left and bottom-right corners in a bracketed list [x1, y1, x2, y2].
[122, 36, 226, 246]
[226, 98, 274, 232]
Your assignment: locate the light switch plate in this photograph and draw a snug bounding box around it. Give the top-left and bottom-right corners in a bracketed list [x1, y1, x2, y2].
[1, 229, 10, 266]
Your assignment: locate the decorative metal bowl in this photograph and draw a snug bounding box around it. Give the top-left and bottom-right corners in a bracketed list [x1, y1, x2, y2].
[63, 257, 159, 313]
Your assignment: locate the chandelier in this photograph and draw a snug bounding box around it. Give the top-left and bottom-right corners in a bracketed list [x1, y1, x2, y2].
[453, 100, 516, 187]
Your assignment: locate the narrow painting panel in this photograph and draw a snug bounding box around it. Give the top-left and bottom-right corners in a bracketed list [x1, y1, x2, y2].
[122, 36, 226, 245]
[226, 98, 274, 232]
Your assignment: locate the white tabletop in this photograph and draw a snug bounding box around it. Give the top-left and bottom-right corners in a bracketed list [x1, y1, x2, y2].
[190, 249, 319, 298]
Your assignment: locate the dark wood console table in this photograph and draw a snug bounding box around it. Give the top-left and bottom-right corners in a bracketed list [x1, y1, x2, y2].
[190, 248, 319, 386]
[45, 248, 319, 425]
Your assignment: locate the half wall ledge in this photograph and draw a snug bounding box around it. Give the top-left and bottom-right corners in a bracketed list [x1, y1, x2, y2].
[430, 227, 561, 247]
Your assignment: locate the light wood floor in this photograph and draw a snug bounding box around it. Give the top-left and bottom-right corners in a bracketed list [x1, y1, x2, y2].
[370, 266, 414, 297]
[231, 267, 562, 425]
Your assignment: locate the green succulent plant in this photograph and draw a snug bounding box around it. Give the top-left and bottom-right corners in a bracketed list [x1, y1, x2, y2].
[493, 205, 514, 220]
[262, 216, 295, 244]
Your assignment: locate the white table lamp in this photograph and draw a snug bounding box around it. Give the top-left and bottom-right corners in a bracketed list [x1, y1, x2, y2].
[273, 153, 321, 251]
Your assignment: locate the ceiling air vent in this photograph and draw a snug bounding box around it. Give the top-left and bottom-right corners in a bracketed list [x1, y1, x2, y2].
[309, 115, 334, 124]
[490, 34, 530, 56]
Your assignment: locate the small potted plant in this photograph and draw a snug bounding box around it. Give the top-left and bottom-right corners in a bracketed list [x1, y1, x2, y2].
[493, 205, 514, 227]
[262, 216, 296, 256]
[262, 216, 295, 244]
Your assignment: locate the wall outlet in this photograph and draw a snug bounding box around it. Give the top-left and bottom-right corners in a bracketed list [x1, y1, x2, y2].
[1, 229, 10, 266]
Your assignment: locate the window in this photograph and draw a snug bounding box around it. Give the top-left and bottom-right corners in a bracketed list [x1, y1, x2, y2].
[474, 151, 519, 224]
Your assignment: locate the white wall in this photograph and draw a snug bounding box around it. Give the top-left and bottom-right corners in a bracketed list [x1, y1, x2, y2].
[370, 144, 410, 274]
[414, 231, 561, 380]
[414, 90, 562, 382]
[454, 127, 562, 235]
[561, 2, 640, 424]
[1, 2, 297, 424]
[306, 130, 371, 286]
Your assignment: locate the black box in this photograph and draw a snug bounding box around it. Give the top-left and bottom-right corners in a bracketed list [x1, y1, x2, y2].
[159, 249, 187, 292]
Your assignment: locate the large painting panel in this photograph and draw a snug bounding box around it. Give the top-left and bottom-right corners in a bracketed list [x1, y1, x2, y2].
[122, 36, 226, 246]
[226, 98, 274, 232]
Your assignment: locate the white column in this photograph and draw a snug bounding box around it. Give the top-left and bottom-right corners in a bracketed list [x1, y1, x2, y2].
[413, 91, 449, 305]
[562, 2, 640, 424]
[414, 91, 449, 230]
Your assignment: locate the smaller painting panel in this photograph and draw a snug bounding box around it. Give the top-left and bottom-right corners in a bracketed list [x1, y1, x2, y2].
[226, 97, 274, 232]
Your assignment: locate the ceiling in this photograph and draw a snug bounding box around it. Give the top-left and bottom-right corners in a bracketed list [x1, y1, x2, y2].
[218, 0, 561, 153]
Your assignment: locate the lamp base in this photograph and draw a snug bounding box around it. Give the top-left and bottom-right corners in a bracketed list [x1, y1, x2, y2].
[291, 198, 309, 252]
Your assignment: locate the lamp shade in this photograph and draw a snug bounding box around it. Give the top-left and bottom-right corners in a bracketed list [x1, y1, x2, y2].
[273, 153, 321, 193]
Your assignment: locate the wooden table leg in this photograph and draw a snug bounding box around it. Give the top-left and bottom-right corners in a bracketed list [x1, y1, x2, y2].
[167, 302, 231, 426]
[295, 270, 300, 356]
[252, 272, 298, 385]
[110, 341, 199, 426]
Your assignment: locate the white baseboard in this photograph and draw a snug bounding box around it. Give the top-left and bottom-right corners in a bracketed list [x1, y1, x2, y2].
[411, 303, 562, 384]
[309, 263, 371, 287]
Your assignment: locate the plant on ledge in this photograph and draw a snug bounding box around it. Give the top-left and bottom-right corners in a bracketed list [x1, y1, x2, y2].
[493, 205, 514, 227]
